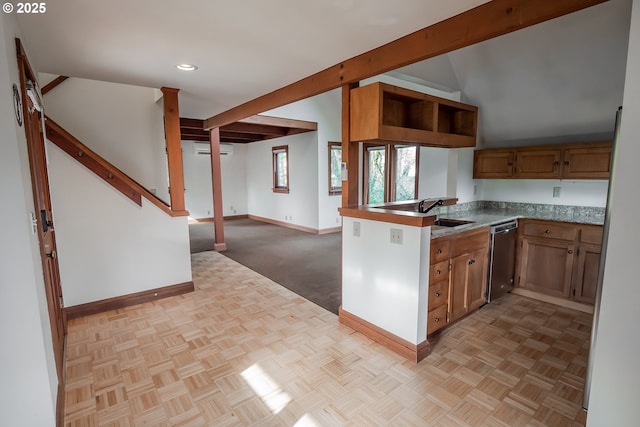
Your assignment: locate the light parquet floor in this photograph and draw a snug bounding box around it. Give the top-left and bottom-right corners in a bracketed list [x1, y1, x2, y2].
[64, 251, 592, 426]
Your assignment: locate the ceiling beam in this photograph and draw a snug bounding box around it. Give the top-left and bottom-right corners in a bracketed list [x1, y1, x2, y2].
[204, 0, 607, 130]
[236, 114, 318, 131]
[41, 76, 69, 95]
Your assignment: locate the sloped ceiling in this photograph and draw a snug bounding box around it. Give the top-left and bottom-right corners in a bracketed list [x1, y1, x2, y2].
[393, 0, 632, 146]
[17, 0, 631, 146]
[15, 0, 490, 119]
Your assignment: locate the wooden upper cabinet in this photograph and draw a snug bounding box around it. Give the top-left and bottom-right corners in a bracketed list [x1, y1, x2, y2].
[473, 149, 515, 178]
[562, 143, 613, 179]
[350, 82, 478, 148]
[515, 147, 562, 179]
[473, 141, 613, 180]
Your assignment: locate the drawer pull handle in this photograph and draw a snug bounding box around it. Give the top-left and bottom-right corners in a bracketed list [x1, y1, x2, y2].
[435, 291, 441, 297]
[436, 249, 442, 254]
[545, 230, 551, 234]
[468, 259, 476, 265]
[434, 317, 440, 323]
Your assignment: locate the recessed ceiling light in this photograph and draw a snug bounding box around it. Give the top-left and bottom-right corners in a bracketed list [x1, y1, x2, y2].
[176, 64, 198, 71]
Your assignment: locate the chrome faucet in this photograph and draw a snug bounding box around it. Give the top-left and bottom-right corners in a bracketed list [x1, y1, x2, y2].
[418, 199, 444, 214]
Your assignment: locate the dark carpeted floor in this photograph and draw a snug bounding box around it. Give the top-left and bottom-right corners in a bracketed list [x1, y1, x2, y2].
[189, 219, 342, 314]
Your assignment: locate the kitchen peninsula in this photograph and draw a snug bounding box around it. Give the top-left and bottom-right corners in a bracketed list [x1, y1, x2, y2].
[339, 199, 604, 362]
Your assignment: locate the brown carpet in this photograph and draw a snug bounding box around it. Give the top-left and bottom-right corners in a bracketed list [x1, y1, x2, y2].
[189, 219, 342, 314]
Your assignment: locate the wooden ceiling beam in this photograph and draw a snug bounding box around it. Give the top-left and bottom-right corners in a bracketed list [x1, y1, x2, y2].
[237, 114, 317, 131]
[222, 122, 289, 137]
[203, 0, 608, 130]
[41, 76, 69, 95]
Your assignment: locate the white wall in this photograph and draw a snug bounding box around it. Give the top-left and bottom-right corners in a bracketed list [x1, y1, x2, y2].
[182, 141, 248, 219]
[246, 132, 319, 229]
[342, 217, 430, 344]
[264, 89, 342, 230]
[418, 146, 449, 199]
[41, 75, 170, 203]
[47, 142, 192, 306]
[480, 179, 609, 207]
[587, 0, 640, 424]
[0, 15, 57, 425]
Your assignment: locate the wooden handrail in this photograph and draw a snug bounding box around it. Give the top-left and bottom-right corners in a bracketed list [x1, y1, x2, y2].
[45, 116, 189, 217]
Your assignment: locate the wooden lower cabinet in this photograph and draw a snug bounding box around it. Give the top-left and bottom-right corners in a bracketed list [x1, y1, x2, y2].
[516, 219, 602, 305]
[449, 248, 488, 323]
[518, 237, 575, 298]
[573, 243, 601, 304]
[428, 227, 489, 334]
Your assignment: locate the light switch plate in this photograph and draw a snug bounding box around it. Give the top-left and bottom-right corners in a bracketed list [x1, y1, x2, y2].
[553, 186, 561, 197]
[353, 221, 360, 237]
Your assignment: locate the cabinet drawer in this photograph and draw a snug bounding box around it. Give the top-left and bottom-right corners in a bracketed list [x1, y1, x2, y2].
[430, 238, 451, 263]
[523, 221, 577, 241]
[451, 227, 490, 258]
[428, 281, 449, 311]
[427, 304, 447, 334]
[580, 226, 603, 244]
[430, 260, 450, 284]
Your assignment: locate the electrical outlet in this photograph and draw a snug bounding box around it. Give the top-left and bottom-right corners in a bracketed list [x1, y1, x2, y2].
[553, 186, 561, 197]
[336, 218, 340, 224]
[390, 228, 403, 245]
[207, 210, 211, 216]
[353, 221, 360, 237]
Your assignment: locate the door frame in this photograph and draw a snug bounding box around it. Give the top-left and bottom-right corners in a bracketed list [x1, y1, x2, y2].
[15, 38, 66, 425]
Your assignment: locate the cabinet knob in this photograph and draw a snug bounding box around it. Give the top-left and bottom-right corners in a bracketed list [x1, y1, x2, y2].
[545, 230, 551, 234]
[468, 259, 475, 265]
[568, 249, 574, 254]
[435, 291, 441, 297]
[436, 249, 442, 254]
[553, 161, 560, 166]
[436, 269, 441, 275]
[564, 161, 570, 165]
[434, 317, 440, 323]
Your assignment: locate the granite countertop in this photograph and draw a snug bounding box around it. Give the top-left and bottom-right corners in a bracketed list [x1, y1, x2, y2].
[429, 203, 605, 238]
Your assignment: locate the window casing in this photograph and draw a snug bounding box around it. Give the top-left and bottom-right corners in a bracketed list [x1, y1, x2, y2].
[272, 145, 289, 193]
[328, 142, 342, 195]
[363, 144, 419, 204]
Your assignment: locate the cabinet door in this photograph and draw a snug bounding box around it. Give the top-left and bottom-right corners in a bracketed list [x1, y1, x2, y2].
[448, 248, 488, 323]
[562, 145, 612, 179]
[449, 253, 470, 323]
[572, 244, 601, 304]
[518, 237, 574, 298]
[473, 150, 515, 178]
[515, 148, 562, 178]
[467, 248, 489, 312]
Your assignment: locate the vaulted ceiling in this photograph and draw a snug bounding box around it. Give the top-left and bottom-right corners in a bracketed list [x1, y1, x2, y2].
[16, 0, 632, 146]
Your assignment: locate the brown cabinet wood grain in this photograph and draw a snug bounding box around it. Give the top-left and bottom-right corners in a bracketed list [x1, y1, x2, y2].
[562, 144, 613, 179]
[473, 141, 613, 180]
[427, 227, 489, 334]
[573, 243, 601, 304]
[473, 150, 515, 179]
[350, 82, 478, 148]
[515, 148, 562, 179]
[516, 219, 602, 305]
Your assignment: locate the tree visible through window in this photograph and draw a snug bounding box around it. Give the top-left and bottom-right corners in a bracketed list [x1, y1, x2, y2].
[363, 144, 418, 204]
[367, 146, 386, 204]
[272, 145, 289, 193]
[393, 145, 418, 202]
[329, 142, 342, 195]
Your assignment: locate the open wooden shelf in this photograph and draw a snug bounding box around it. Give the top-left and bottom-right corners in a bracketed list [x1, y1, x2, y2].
[350, 82, 477, 148]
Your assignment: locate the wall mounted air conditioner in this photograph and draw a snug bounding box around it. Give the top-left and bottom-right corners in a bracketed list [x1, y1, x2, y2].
[193, 143, 234, 156]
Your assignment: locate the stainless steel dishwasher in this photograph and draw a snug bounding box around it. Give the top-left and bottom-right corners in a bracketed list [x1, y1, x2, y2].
[487, 220, 518, 302]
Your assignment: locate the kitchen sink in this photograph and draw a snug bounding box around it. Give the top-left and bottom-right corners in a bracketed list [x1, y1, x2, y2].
[433, 218, 474, 227]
